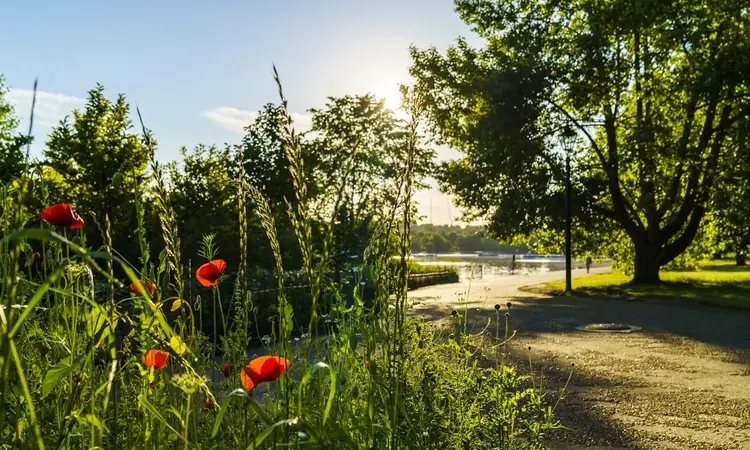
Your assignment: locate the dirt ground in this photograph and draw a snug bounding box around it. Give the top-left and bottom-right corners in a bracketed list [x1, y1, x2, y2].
[409, 268, 750, 449]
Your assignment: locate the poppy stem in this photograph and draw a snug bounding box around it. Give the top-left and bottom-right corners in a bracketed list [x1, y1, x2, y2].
[495, 309, 501, 368]
[182, 393, 191, 449]
[212, 286, 217, 383]
[502, 312, 510, 367]
[244, 399, 249, 448]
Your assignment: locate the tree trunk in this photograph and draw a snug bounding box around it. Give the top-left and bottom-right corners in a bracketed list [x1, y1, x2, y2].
[632, 241, 661, 284]
[736, 252, 746, 266]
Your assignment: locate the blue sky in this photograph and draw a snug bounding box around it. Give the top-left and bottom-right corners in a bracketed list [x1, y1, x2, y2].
[1, 0, 481, 224]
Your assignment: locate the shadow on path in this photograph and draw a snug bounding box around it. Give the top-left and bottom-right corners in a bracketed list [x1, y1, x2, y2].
[410, 282, 750, 449]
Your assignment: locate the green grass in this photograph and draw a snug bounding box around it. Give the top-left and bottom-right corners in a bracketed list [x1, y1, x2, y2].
[407, 261, 458, 275]
[521, 259, 750, 310]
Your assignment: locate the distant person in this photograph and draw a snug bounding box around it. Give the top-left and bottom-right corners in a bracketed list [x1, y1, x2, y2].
[511, 254, 517, 275]
[586, 256, 593, 273]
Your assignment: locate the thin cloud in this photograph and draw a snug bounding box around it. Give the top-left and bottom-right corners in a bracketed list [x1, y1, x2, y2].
[7, 88, 85, 127]
[202, 106, 313, 134]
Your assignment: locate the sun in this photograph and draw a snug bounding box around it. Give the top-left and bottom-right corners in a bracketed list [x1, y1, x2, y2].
[371, 79, 403, 110]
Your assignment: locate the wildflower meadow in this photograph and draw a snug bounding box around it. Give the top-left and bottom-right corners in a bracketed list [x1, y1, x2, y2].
[0, 72, 567, 449]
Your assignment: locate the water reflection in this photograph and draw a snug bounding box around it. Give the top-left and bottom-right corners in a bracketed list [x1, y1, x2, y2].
[412, 255, 610, 281]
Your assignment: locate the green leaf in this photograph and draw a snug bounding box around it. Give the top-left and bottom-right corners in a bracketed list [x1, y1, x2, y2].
[42, 355, 84, 398]
[210, 389, 248, 441]
[169, 335, 187, 355]
[78, 414, 108, 434]
[137, 394, 187, 444]
[246, 396, 273, 425]
[86, 305, 107, 338]
[297, 361, 337, 426]
[245, 419, 303, 450]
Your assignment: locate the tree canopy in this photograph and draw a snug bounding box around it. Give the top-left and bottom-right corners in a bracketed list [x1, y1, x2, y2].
[44, 84, 151, 253]
[0, 76, 30, 185]
[410, 0, 750, 283]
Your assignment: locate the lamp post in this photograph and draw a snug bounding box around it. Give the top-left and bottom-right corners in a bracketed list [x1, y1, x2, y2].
[561, 126, 576, 294]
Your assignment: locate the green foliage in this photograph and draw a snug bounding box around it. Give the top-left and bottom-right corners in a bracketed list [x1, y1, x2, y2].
[309, 94, 436, 255]
[168, 144, 243, 267]
[241, 104, 318, 205]
[410, 0, 750, 283]
[411, 224, 527, 254]
[43, 84, 151, 259]
[711, 120, 750, 263]
[0, 75, 30, 184]
[310, 94, 434, 216]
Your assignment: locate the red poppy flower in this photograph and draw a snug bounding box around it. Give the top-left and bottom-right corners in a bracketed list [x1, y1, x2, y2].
[130, 280, 156, 296]
[222, 363, 233, 378]
[41, 204, 84, 229]
[204, 398, 213, 409]
[143, 349, 170, 370]
[239, 355, 291, 391]
[196, 259, 227, 287]
[365, 360, 371, 371]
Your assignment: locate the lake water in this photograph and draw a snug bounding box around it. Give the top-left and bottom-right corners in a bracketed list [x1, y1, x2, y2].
[412, 254, 611, 281]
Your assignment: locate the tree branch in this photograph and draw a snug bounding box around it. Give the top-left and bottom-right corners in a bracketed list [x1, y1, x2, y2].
[603, 114, 642, 237]
[657, 205, 705, 266]
[661, 87, 734, 241]
[659, 90, 699, 216]
[545, 98, 609, 170]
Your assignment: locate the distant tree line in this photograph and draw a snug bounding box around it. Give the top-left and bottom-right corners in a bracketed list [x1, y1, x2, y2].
[410, 224, 526, 254]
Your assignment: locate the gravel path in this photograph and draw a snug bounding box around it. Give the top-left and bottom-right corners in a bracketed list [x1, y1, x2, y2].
[409, 268, 750, 450]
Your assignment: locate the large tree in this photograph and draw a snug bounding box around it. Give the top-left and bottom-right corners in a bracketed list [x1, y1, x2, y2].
[410, 0, 750, 283]
[44, 84, 150, 253]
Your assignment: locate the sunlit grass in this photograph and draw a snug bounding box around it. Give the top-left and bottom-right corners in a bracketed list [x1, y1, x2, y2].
[523, 259, 750, 310]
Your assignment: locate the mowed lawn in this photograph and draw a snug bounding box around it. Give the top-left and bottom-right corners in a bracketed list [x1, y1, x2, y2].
[522, 260, 750, 310]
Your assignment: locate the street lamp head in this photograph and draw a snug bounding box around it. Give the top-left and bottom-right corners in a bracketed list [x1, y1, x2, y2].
[561, 125, 576, 151]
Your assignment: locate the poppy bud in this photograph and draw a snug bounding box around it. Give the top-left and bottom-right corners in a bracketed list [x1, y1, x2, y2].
[527, 346, 532, 351]
[204, 398, 213, 409]
[450, 309, 458, 317]
[222, 363, 233, 378]
[505, 312, 510, 318]
[494, 304, 501, 310]
[506, 302, 512, 309]
[32, 252, 41, 263]
[111, 171, 125, 188]
[365, 360, 371, 371]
